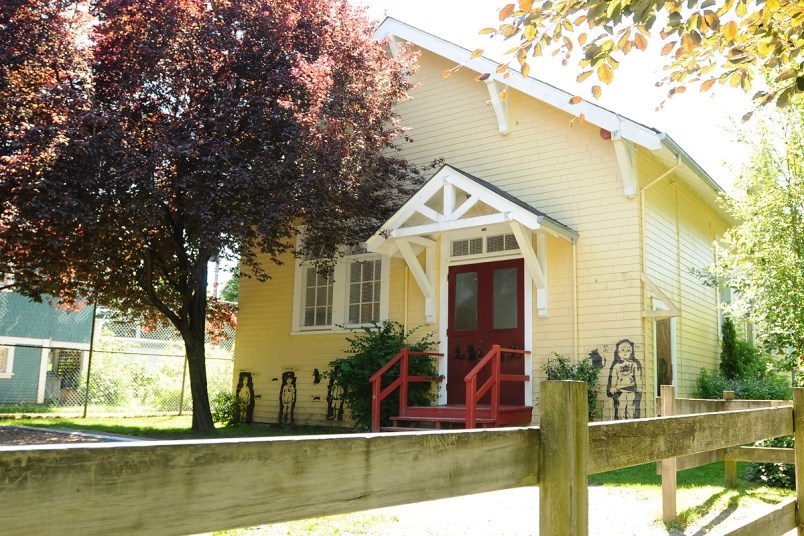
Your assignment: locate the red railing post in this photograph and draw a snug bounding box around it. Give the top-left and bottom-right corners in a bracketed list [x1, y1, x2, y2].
[491, 344, 501, 417]
[371, 373, 381, 433]
[465, 377, 477, 429]
[399, 348, 409, 417]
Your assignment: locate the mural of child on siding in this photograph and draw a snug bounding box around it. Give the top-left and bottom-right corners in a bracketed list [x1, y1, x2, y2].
[606, 339, 643, 419]
[278, 371, 297, 425]
[326, 372, 345, 421]
[236, 372, 255, 423]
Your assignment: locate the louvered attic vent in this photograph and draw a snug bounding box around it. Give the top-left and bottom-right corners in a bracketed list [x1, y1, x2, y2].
[452, 233, 518, 257]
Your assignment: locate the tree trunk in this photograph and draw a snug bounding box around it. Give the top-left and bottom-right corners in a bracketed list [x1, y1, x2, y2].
[182, 260, 216, 435]
[185, 334, 216, 434]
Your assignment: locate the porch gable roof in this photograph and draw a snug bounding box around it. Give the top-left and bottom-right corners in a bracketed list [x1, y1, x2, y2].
[366, 164, 578, 257]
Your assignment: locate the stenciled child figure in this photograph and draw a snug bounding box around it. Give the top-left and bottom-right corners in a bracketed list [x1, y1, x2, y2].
[606, 338, 643, 419]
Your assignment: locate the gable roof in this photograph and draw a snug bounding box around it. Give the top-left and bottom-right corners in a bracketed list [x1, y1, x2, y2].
[366, 164, 577, 257]
[375, 17, 729, 218]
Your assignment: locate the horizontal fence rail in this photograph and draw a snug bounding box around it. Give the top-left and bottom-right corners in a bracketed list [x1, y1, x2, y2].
[2, 381, 803, 536]
[588, 405, 794, 475]
[0, 428, 539, 536]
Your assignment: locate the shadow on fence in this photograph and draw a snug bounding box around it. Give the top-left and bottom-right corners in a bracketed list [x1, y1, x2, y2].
[1, 381, 802, 535]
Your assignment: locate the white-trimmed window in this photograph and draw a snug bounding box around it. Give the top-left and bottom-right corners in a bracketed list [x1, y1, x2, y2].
[0, 346, 14, 379]
[293, 242, 389, 332]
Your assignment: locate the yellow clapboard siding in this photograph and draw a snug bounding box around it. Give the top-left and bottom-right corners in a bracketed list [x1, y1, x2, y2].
[233, 44, 730, 427]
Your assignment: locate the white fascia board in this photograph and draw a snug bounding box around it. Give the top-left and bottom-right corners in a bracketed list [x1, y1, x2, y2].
[375, 18, 664, 151]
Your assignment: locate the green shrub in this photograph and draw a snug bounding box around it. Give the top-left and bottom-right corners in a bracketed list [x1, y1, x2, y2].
[695, 368, 792, 400]
[746, 435, 795, 489]
[326, 321, 438, 431]
[211, 390, 246, 427]
[542, 354, 601, 420]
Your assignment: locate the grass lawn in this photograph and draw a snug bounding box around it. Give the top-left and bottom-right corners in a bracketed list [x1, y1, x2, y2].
[590, 462, 794, 532]
[0, 415, 350, 440]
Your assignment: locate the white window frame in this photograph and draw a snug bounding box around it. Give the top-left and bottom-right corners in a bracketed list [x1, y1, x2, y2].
[292, 242, 390, 334]
[0, 346, 15, 379]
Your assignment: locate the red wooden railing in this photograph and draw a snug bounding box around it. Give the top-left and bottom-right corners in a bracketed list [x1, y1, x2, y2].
[369, 348, 443, 432]
[464, 344, 531, 429]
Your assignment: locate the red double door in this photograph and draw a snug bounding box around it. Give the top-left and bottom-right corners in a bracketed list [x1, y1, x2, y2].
[447, 258, 525, 405]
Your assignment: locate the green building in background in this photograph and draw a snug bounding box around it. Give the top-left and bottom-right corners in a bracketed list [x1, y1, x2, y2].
[0, 291, 93, 404]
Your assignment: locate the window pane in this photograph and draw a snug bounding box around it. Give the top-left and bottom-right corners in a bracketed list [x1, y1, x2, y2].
[493, 267, 517, 329]
[346, 259, 382, 324]
[303, 265, 333, 327]
[455, 272, 478, 331]
[349, 283, 360, 303]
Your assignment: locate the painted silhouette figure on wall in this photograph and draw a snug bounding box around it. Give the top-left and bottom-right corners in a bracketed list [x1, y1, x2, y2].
[278, 371, 297, 425]
[326, 371, 345, 421]
[606, 338, 643, 419]
[236, 371, 255, 423]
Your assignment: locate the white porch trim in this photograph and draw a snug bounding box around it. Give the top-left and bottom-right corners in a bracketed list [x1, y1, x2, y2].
[368, 165, 577, 325]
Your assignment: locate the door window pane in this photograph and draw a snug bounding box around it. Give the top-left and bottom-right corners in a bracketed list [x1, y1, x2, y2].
[493, 267, 517, 329]
[455, 272, 478, 331]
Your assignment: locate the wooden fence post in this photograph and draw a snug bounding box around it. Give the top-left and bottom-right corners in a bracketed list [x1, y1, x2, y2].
[793, 387, 804, 535]
[723, 390, 737, 488]
[660, 384, 677, 523]
[540, 380, 588, 536]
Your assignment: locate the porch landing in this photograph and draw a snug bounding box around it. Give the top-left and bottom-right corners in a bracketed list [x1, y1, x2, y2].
[384, 404, 533, 432]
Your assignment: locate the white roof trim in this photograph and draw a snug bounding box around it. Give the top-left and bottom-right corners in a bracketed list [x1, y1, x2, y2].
[366, 165, 576, 256]
[375, 17, 727, 203]
[375, 18, 664, 151]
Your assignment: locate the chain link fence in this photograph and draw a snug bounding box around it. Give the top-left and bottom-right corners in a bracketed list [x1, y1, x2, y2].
[27, 314, 234, 416]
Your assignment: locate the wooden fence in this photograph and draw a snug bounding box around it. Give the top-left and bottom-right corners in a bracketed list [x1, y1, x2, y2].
[1, 381, 802, 535]
[656, 385, 797, 524]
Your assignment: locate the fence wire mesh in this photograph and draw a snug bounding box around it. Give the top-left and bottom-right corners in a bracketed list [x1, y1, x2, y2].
[4, 313, 234, 416]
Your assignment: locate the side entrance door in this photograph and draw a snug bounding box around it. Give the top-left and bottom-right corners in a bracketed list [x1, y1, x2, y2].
[447, 258, 525, 405]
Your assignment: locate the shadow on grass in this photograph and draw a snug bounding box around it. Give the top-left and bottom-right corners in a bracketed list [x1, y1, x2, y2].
[669, 489, 735, 533]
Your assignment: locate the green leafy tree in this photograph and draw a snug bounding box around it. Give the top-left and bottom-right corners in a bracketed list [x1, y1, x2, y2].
[482, 1, 804, 114]
[720, 317, 740, 379]
[220, 276, 239, 303]
[707, 103, 804, 370]
[0, 0, 421, 433]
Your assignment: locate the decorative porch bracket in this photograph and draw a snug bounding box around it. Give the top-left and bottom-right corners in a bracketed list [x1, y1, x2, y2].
[396, 237, 436, 324]
[612, 133, 638, 198]
[485, 80, 510, 135]
[509, 221, 549, 317]
[641, 273, 681, 318]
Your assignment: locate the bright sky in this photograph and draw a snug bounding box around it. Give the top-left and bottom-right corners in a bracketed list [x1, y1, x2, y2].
[358, 0, 756, 194]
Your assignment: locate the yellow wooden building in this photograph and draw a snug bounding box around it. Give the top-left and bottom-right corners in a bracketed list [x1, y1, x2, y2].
[232, 18, 732, 428]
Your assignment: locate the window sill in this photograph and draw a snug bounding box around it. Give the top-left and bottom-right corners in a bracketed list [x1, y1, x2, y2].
[291, 323, 384, 336]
